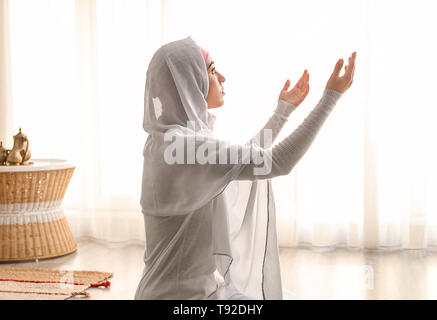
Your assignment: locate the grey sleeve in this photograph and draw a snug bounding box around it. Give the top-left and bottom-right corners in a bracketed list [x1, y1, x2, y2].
[248, 99, 298, 148]
[236, 89, 342, 181]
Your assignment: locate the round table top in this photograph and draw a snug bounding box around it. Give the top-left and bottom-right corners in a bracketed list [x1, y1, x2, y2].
[0, 158, 75, 172]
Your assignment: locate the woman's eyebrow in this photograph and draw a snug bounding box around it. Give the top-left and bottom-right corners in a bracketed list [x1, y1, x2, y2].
[208, 61, 215, 70]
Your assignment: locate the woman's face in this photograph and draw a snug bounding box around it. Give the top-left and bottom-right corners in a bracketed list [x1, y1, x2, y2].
[205, 55, 226, 109]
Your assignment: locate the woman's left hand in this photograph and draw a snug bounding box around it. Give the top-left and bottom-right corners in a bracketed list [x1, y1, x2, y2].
[278, 70, 310, 107]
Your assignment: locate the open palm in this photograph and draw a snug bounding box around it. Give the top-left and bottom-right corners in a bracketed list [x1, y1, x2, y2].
[325, 52, 356, 94]
[278, 70, 310, 107]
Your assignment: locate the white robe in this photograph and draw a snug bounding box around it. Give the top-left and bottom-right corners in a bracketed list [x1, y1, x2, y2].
[135, 36, 341, 300]
[135, 111, 284, 300]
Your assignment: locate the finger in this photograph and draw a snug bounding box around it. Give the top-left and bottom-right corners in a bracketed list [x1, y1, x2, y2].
[332, 59, 344, 78]
[301, 72, 309, 93]
[350, 52, 356, 77]
[342, 55, 352, 77]
[304, 81, 310, 96]
[282, 79, 291, 92]
[305, 71, 310, 89]
[302, 70, 310, 90]
[345, 52, 356, 79]
[296, 70, 307, 89]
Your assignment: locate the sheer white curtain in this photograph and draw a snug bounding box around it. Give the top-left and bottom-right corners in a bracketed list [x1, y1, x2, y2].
[6, 0, 163, 242]
[0, 0, 14, 148]
[3, 0, 437, 249]
[160, 0, 437, 249]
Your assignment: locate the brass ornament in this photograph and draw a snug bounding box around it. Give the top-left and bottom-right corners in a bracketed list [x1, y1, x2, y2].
[0, 128, 33, 166]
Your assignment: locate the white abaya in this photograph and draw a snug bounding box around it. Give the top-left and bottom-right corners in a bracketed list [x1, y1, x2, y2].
[135, 36, 342, 300]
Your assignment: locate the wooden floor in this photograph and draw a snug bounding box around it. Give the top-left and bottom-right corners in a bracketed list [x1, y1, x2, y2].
[279, 246, 437, 299]
[2, 238, 437, 300]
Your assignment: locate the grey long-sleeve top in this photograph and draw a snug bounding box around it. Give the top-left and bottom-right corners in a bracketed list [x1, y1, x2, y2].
[237, 89, 342, 180]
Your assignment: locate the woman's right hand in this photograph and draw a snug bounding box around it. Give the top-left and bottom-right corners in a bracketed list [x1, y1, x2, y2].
[279, 70, 310, 107]
[325, 52, 356, 94]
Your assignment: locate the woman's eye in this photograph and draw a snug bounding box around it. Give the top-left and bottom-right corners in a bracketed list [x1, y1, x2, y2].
[211, 68, 216, 74]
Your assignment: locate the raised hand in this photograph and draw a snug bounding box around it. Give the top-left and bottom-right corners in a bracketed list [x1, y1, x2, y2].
[326, 52, 357, 94]
[279, 70, 310, 107]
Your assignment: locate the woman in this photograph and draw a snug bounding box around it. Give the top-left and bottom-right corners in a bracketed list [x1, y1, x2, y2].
[135, 36, 356, 300]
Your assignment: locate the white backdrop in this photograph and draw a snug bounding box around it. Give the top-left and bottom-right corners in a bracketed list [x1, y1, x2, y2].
[2, 0, 437, 249]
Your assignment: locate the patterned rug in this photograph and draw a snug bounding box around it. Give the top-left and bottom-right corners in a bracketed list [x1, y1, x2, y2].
[0, 267, 113, 300]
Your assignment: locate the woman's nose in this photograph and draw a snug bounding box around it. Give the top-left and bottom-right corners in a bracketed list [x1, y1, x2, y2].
[214, 70, 224, 81]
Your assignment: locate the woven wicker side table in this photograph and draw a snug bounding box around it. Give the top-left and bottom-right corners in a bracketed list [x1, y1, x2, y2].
[0, 159, 77, 262]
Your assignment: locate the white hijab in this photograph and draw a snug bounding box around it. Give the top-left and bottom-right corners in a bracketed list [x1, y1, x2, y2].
[141, 36, 282, 299]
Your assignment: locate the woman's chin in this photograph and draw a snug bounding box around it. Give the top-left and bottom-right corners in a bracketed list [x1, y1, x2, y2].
[208, 99, 224, 109]
[218, 96, 225, 107]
